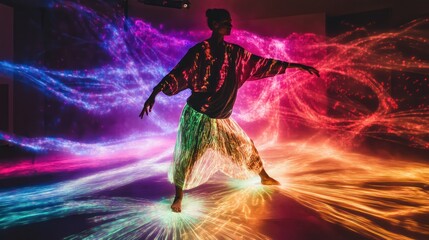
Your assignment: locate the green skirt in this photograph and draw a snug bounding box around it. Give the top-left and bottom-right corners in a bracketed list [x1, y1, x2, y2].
[168, 104, 264, 190]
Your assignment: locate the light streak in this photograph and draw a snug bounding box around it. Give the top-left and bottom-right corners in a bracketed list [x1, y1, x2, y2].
[0, 2, 427, 152]
[266, 141, 429, 240]
[0, 139, 428, 239]
[65, 196, 270, 240]
[0, 1, 427, 239]
[0, 149, 170, 228]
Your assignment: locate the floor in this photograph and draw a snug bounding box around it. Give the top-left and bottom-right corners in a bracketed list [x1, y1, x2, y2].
[0, 138, 428, 239]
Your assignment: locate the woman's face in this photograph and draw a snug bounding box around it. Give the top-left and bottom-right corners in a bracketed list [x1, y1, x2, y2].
[213, 18, 232, 36]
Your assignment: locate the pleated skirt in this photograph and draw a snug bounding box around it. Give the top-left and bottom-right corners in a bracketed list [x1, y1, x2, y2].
[168, 104, 264, 190]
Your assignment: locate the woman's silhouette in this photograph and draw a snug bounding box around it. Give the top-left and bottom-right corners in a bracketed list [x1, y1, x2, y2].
[140, 9, 319, 212]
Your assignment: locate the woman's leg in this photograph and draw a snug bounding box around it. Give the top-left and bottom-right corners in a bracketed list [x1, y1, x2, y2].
[171, 185, 183, 212]
[216, 117, 280, 185]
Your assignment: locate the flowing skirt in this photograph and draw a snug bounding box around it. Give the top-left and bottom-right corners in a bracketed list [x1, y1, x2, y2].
[168, 104, 264, 190]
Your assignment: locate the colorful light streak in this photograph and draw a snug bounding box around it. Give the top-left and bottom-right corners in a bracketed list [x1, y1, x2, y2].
[0, 148, 170, 229]
[1, 139, 428, 239]
[64, 195, 270, 240]
[0, 1, 428, 239]
[0, 2, 427, 152]
[267, 141, 429, 240]
[0, 136, 174, 177]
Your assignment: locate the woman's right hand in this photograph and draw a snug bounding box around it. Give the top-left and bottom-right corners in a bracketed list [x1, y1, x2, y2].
[139, 95, 155, 119]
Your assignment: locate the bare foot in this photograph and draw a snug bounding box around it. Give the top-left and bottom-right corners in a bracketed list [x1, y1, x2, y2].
[171, 197, 182, 213]
[261, 177, 280, 185]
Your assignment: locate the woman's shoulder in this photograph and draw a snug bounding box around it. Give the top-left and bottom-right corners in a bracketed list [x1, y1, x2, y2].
[188, 41, 206, 52]
[225, 41, 243, 49]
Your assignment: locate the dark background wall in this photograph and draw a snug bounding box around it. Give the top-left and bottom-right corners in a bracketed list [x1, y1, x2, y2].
[0, 4, 13, 138]
[128, 0, 429, 33]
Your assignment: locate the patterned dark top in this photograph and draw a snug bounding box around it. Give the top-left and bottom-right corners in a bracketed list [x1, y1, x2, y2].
[155, 39, 289, 118]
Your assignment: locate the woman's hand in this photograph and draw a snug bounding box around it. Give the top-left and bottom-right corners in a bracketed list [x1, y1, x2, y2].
[298, 64, 320, 77]
[139, 95, 155, 119]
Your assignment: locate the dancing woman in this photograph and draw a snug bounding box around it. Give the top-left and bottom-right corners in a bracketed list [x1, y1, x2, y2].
[140, 9, 319, 212]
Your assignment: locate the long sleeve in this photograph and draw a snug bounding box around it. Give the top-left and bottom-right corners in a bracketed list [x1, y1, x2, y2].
[235, 47, 289, 87]
[154, 48, 198, 96]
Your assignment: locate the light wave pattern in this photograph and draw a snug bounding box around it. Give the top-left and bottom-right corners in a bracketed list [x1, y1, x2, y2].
[0, 2, 427, 153]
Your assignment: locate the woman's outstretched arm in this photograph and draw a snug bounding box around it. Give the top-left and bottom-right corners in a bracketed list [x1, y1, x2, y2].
[139, 47, 198, 119]
[288, 63, 319, 77]
[236, 47, 319, 85]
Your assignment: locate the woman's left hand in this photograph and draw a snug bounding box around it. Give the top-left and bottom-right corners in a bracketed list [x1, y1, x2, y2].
[299, 64, 320, 77]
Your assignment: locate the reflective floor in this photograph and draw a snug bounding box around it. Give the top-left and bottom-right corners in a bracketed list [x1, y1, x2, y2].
[0, 139, 428, 240]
